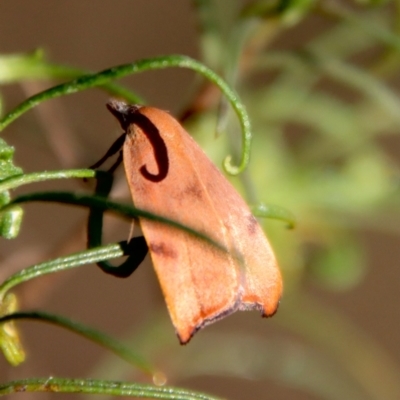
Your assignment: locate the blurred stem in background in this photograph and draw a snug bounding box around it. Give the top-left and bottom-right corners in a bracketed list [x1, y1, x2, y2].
[184, 1, 400, 399]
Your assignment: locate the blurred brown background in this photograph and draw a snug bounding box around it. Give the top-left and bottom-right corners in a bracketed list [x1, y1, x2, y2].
[1, 1, 400, 400]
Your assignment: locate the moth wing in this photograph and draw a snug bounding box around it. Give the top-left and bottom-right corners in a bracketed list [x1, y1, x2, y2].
[182, 130, 282, 316]
[123, 107, 282, 343]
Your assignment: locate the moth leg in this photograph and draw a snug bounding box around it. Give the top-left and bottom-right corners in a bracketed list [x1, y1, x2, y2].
[89, 132, 126, 170]
[102, 236, 148, 278]
[87, 170, 148, 278]
[107, 151, 123, 174]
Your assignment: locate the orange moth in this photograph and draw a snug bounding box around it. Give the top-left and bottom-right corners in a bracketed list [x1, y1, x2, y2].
[93, 100, 282, 344]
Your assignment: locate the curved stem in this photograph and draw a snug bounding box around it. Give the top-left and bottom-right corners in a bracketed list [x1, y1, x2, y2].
[0, 55, 251, 174]
[0, 51, 142, 103]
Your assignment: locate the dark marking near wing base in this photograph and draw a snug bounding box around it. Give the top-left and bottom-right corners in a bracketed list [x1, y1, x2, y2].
[149, 242, 177, 259]
[132, 112, 169, 182]
[107, 100, 169, 183]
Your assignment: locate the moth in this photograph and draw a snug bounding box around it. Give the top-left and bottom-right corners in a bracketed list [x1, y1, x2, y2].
[91, 100, 282, 344]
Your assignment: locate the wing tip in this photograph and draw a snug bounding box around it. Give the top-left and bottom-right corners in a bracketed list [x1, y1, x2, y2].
[175, 293, 282, 344]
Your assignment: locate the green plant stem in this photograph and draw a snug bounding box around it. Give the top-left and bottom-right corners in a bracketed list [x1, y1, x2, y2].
[0, 169, 96, 192]
[0, 51, 141, 103]
[0, 377, 221, 399]
[0, 55, 251, 174]
[0, 244, 125, 301]
[0, 190, 231, 297]
[2, 191, 229, 255]
[0, 311, 154, 375]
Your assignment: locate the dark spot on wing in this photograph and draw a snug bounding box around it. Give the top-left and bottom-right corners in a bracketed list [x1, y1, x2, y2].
[183, 182, 203, 199]
[149, 242, 177, 259]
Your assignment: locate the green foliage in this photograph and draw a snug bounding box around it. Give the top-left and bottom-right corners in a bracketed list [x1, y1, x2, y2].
[0, 138, 23, 239]
[0, 294, 25, 366]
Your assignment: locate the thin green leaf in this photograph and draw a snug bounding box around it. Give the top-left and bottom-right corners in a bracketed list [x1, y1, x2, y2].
[0, 311, 155, 375]
[0, 169, 96, 192]
[0, 243, 126, 300]
[0, 377, 222, 400]
[2, 190, 230, 257]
